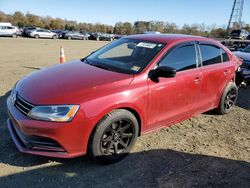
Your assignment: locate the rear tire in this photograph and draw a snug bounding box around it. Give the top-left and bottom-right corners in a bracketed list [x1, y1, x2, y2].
[88, 109, 139, 164]
[217, 82, 238, 115]
[52, 35, 56, 39]
[12, 34, 17, 38]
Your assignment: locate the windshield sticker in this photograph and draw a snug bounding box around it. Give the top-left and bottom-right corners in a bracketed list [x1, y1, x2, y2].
[137, 42, 157, 49]
[131, 66, 141, 71]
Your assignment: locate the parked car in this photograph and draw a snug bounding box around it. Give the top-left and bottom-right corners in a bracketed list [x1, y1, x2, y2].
[0, 22, 12, 27]
[28, 29, 58, 39]
[22, 26, 39, 36]
[113, 34, 126, 40]
[230, 29, 249, 40]
[89, 32, 113, 41]
[80, 31, 90, 39]
[7, 34, 240, 163]
[62, 31, 88, 40]
[0, 24, 20, 37]
[234, 45, 250, 84]
[57, 30, 68, 38]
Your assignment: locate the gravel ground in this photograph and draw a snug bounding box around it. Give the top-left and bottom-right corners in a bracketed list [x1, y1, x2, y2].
[0, 37, 249, 188]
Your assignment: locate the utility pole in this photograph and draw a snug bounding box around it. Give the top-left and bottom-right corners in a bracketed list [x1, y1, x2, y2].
[226, 0, 244, 36]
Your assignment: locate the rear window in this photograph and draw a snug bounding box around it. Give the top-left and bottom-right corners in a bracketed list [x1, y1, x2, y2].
[200, 44, 222, 66]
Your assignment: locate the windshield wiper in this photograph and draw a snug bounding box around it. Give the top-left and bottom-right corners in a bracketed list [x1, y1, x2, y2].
[82, 58, 114, 72]
[92, 64, 113, 71]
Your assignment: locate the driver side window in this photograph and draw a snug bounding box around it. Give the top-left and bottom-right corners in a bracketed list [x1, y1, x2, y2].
[159, 44, 197, 71]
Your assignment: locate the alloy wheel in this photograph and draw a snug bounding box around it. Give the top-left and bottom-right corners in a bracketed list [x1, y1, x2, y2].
[224, 88, 237, 110]
[100, 120, 135, 155]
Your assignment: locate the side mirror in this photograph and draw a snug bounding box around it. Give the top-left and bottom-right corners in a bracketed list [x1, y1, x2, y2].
[149, 66, 176, 82]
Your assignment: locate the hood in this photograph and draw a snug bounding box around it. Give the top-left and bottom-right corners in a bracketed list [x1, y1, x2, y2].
[16, 60, 133, 104]
[233, 51, 250, 62]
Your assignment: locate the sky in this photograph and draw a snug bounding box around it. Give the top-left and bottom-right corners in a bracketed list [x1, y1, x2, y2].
[0, 0, 249, 27]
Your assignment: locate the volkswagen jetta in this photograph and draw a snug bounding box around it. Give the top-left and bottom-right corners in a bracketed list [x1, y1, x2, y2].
[7, 34, 240, 163]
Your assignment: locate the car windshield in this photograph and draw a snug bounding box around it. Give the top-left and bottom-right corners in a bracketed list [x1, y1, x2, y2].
[243, 45, 250, 53]
[84, 38, 166, 74]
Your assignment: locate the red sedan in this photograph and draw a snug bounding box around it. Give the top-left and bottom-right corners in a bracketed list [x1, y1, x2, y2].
[7, 34, 240, 163]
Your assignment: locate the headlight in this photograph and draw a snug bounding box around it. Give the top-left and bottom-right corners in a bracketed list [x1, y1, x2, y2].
[28, 105, 79, 122]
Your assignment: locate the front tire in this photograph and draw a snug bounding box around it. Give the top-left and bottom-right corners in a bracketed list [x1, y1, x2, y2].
[89, 109, 139, 164]
[34, 34, 39, 39]
[217, 82, 238, 114]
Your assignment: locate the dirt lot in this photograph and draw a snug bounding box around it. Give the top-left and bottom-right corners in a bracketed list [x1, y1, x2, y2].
[0, 37, 249, 188]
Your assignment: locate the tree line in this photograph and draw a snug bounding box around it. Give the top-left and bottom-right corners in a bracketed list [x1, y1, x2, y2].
[0, 11, 249, 38]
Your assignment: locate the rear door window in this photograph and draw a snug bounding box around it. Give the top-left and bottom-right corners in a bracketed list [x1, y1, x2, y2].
[199, 44, 222, 66]
[159, 44, 197, 71]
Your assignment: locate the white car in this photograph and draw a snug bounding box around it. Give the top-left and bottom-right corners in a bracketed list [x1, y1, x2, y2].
[29, 29, 58, 39]
[0, 25, 19, 37]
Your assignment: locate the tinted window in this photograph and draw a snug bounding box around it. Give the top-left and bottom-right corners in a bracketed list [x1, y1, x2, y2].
[221, 49, 230, 62]
[159, 44, 197, 71]
[200, 44, 222, 66]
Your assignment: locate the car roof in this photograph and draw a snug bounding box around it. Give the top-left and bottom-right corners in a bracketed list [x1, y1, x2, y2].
[126, 34, 211, 44]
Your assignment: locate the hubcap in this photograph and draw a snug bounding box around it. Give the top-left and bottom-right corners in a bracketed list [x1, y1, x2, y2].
[101, 120, 134, 155]
[224, 88, 237, 110]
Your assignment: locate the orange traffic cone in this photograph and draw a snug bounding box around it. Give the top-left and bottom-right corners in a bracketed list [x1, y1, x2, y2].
[60, 45, 65, 63]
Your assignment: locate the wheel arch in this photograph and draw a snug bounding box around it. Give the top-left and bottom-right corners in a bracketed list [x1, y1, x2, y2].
[120, 107, 142, 136]
[86, 106, 143, 156]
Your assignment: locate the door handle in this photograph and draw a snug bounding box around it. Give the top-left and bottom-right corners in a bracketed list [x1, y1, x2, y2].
[193, 77, 201, 83]
[224, 69, 230, 75]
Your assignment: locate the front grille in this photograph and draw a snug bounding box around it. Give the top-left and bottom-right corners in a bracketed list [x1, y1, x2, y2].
[14, 95, 34, 116]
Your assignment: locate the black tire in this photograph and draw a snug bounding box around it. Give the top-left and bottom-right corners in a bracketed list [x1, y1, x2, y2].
[217, 82, 238, 115]
[34, 34, 39, 39]
[88, 109, 139, 164]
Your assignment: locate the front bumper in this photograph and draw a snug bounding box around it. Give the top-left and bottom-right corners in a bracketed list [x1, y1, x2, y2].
[6, 96, 89, 158]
